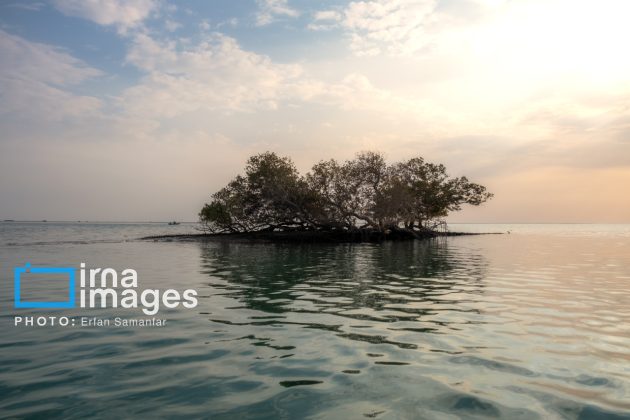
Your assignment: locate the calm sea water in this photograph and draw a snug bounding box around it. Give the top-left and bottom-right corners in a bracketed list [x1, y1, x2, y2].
[1, 222, 629, 419]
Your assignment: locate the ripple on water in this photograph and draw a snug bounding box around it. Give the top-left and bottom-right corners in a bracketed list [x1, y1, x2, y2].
[1, 228, 630, 418]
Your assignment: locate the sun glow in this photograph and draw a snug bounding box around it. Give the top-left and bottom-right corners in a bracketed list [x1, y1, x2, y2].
[474, 0, 630, 85]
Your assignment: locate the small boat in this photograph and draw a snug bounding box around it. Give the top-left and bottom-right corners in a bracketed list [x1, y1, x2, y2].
[168, 221, 180, 225]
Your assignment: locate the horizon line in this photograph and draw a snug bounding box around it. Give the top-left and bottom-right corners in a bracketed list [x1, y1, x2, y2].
[2, 220, 630, 225]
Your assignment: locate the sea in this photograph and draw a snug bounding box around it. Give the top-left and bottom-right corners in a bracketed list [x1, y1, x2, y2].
[0, 222, 629, 419]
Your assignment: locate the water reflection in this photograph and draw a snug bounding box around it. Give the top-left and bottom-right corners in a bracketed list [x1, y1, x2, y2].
[2, 224, 630, 419]
[199, 239, 488, 328]
[196, 237, 630, 419]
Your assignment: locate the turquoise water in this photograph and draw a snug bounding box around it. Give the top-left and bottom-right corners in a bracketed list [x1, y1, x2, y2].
[1, 222, 629, 419]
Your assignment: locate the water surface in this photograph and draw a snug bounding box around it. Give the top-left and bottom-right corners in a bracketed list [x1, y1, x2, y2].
[1, 222, 629, 419]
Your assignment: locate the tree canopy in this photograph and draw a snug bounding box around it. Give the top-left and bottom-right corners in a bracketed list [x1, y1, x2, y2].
[199, 151, 492, 236]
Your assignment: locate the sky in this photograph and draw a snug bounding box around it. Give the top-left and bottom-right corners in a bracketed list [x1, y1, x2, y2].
[1, 0, 629, 223]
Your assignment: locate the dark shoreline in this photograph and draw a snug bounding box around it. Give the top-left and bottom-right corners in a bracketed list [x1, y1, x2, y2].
[141, 230, 503, 243]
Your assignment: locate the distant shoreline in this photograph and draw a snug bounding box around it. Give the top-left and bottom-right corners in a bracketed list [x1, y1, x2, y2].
[141, 230, 503, 244]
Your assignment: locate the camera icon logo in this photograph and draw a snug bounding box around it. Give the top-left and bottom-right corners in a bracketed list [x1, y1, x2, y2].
[14, 263, 76, 309]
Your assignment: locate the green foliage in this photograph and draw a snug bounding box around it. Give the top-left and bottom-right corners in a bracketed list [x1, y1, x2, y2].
[199, 151, 493, 233]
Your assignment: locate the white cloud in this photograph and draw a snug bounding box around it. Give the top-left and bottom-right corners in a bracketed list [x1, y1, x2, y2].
[3, 1, 630, 222]
[52, 0, 157, 32]
[310, 0, 503, 56]
[199, 18, 238, 32]
[313, 10, 342, 21]
[0, 30, 99, 85]
[255, 0, 299, 26]
[307, 23, 335, 31]
[121, 31, 428, 122]
[308, 10, 342, 31]
[122, 33, 304, 116]
[0, 30, 102, 120]
[342, 0, 437, 56]
[218, 17, 239, 29]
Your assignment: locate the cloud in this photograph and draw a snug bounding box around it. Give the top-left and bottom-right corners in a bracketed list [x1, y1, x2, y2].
[310, 0, 503, 56]
[313, 10, 342, 21]
[308, 9, 342, 31]
[5, 2, 46, 11]
[344, 0, 435, 54]
[122, 32, 305, 117]
[199, 18, 238, 32]
[164, 19, 181, 32]
[52, 0, 158, 32]
[0, 30, 102, 121]
[255, 0, 299, 26]
[121, 31, 430, 124]
[3, 2, 630, 222]
[314, 0, 437, 55]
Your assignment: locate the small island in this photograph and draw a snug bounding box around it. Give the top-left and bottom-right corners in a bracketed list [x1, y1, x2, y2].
[146, 151, 493, 243]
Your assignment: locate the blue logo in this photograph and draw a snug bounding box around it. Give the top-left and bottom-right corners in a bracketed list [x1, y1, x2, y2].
[14, 263, 75, 309]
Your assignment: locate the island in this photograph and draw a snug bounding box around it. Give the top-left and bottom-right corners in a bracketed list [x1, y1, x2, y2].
[145, 151, 494, 243]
